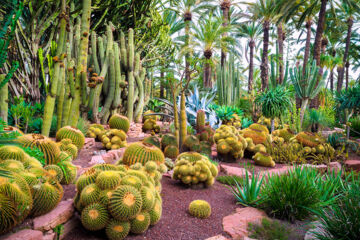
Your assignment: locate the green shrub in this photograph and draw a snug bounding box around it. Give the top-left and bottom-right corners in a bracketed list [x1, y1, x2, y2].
[314, 183, 360, 240]
[248, 218, 300, 240]
[349, 115, 360, 137]
[76, 117, 90, 136]
[216, 175, 244, 186]
[261, 166, 320, 221]
[229, 171, 263, 207]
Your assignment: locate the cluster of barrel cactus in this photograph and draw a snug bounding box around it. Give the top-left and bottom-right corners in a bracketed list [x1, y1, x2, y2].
[109, 114, 130, 133]
[0, 145, 66, 234]
[214, 125, 247, 160]
[142, 119, 160, 133]
[74, 162, 163, 239]
[87, 124, 105, 139]
[267, 130, 336, 164]
[98, 129, 128, 150]
[172, 152, 218, 187]
[120, 142, 165, 166]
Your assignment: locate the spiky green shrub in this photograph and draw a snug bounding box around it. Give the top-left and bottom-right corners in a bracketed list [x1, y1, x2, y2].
[109, 114, 130, 133]
[122, 142, 165, 166]
[188, 200, 211, 219]
[56, 126, 85, 150]
[16, 134, 61, 164]
[75, 163, 163, 238]
[314, 183, 360, 240]
[261, 166, 320, 221]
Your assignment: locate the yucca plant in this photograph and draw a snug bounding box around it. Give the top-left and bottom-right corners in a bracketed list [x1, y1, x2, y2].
[229, 170, 264, 207]
[255, 85, 292, 132]
[290, 60, 328, 125]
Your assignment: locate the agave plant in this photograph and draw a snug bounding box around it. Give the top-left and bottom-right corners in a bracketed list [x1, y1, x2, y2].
[290, 60, 328, 124]
[185, 84, 220, 128]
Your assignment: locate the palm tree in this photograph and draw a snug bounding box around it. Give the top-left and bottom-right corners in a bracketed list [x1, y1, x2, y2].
[168, 0, 211, 82]
[336, 0, 360, 93]
[248, 0, 280, 91]
[322, 55, 342, 92]
[236, 22, 262, 93]
[313, 0, 328, 67]
[193, 15, 233, 88]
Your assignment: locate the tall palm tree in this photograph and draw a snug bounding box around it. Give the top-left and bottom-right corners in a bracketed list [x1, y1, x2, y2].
[193, 15, 233, 88]
[236, 22, 262, 93]
[168, 0, 211, 82]
[313, 0, 328, 67]
[322, 55, 342, 92]
[248, 0, 280, 91]
[336, 0, 359, 93]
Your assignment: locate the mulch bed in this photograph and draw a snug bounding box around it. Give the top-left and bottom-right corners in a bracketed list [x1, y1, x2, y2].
[65, 136, 239, 240]
[67, 177, 237, 240]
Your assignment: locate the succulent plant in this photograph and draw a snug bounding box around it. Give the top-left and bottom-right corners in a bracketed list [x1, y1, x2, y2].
[188, 200, 211, 219]
[56, 126, 85, 150]
[109, 114, 130, 133]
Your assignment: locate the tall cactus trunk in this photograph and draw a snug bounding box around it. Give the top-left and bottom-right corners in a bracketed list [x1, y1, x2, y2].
[179, 91, 187, 148]
[172, 86, 179, 147]
[42, 0, 67, 136]
[127, 29, 135, 122]
[134, 68, 145, 123]
[56, 61, 66, 130]
[0, 75, 8, 123]
[68, 0, 91, 127]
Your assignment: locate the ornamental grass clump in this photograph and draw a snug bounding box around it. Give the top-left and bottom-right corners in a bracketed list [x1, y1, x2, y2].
[261, 166, 321, 222]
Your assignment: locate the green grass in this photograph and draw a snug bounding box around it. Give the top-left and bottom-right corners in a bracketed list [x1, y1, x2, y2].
[216, 175, 244, 186]
[248, 218, 300, 240]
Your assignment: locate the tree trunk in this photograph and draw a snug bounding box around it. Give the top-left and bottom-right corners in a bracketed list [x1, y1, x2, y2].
[160, 70, 164, 98]
[277, 24, 284, 84]
[302, 19, 312, 75]
[220, 1, 230, 68]
[0, 75, 8, 123]
[330, 68, 334, 92]
[337, 17, 353, 93]
[345, 61, 349, 90]
[300, 98, 309, 126]
[313, 0, 327, 67]
[248, 40, 255, 93]
[203, 61, 212, 88]
[260, 20, 270, 91]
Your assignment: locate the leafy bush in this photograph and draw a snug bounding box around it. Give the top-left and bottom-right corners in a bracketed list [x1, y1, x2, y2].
[248, 218, 300, 240]
[241, 118, 253, 129]
[327, 132, 359, 153]
[210, 104, 244, 122]
[303, 108, 334, 132]
[349, 115, 360, 137]
[314, 183, 360, 240]
[29, 116, 57, 136]
[261, 166, 321, 222]
[146, 99, 165, 112]
[229, 171, 263, 207]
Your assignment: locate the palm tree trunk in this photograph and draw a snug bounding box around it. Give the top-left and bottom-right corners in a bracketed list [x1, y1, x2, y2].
[248, 40, 255, 93]
[345, 61, 349, 90]
[313, 0, 327, 66]
[160, 70, 164, 98]
[330, 68, 334, 92]
[261, 20, 270, 91]
[184, 17, 191, 82]
[302, 19, 312, 75]
[203, 60, 212, 88]
[220, 0, 230, 68]
[277, 24, 284, 84]
[337, 17, 353, 93]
